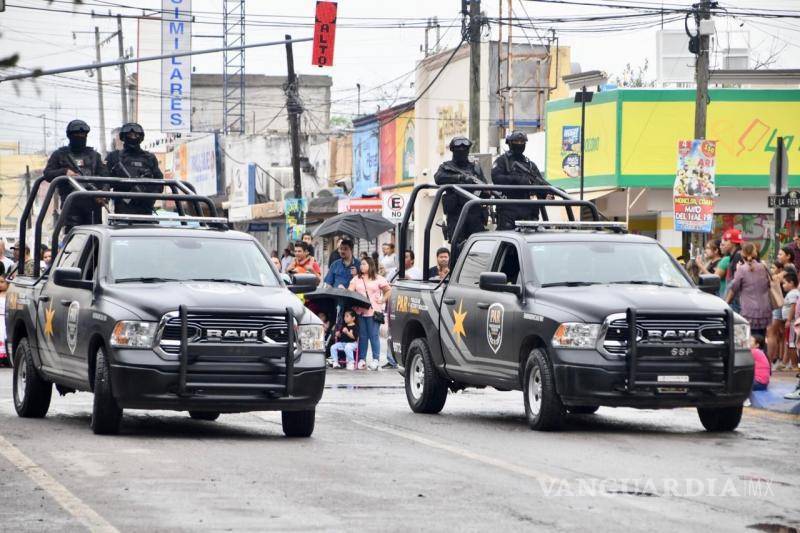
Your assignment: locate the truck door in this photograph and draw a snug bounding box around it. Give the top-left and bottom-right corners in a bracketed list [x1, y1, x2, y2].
[41, 232, 91, 381]
[439, 239, 499, 380]
[474, 240, 525, 384]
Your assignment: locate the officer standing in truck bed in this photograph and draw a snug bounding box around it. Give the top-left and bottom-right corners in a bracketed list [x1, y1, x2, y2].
[106, 122, 164, 215]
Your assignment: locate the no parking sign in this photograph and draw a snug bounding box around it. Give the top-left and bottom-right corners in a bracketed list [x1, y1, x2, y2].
[382, 193, 409, 223]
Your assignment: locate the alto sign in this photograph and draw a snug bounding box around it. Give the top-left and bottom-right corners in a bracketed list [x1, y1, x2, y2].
[312, 1, 337, 67]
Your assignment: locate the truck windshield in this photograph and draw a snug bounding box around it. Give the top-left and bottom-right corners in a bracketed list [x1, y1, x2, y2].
[530, 241, 691, 288]
[110, 236, 280, 287]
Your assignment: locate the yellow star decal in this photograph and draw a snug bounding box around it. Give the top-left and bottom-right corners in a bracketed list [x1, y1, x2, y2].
[452, 299, 468, 342]
[44, 303, 55, 337]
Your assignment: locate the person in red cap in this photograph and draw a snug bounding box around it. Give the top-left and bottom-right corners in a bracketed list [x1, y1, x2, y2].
[720, 228, 744, 311]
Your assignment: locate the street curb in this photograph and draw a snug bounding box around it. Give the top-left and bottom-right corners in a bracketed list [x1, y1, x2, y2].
[749, 382, 800, 415]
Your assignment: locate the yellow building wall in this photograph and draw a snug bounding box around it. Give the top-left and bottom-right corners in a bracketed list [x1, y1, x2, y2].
[545, 102, 617, 182]
[0, 154, 47, 230]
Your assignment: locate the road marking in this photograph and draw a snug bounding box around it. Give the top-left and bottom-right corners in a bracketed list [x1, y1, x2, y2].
[351, 418, 561, 483]
[0, 436, 119, 533]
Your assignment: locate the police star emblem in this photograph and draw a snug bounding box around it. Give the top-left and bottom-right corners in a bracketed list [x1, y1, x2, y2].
[452, 299, 468, 342]
[44, 303, 55, 337]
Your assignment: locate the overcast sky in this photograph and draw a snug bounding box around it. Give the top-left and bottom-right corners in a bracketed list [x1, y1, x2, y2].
[0, 0, 798, 153]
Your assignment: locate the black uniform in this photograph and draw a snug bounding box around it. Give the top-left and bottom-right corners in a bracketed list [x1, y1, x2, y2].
[106, 144, 164, 215]
[43, 145, 107, 228]
[434, 160, 489, 243]
[491, 151, 549, 230]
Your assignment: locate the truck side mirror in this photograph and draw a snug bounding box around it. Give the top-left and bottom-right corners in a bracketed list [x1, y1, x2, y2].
[289, 273, 319, 294]
[698, 274, 720, 295]
[53, 267, 93, 290]
[479, 272, 522, 297]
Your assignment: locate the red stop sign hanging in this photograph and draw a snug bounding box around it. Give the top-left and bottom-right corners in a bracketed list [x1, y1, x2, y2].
[312, 1, 337, 67]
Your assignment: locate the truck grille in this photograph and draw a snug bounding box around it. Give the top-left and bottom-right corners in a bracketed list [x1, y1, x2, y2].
[602, 314, 727, 357]
[158, 312, 289, 356]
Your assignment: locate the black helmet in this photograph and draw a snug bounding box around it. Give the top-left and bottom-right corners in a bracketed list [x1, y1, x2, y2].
[66, 119, 90, 135]
[505, 130, 528, 144]
[448, 136, 472, 150]
[119, 122, 145, 140]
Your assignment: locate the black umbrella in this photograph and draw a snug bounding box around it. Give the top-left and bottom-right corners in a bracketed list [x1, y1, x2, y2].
[312, 212, 394, 241]
[304, 286, 371, 309]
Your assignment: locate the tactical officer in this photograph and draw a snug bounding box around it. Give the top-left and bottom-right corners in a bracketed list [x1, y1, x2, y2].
[106, 123, 164, 215]
[434, 136, 489, 244]
[43, 119, 108, 229]
[491, 130, 551, 230]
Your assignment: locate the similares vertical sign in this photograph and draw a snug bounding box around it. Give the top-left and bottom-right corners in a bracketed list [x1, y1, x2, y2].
[161, 0, 192, 132]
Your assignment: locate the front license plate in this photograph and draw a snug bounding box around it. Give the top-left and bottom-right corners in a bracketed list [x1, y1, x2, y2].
[657, 387, 688, 394]
[657, 375, 689, 384]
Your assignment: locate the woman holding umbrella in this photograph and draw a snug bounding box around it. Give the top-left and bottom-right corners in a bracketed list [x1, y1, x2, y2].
[349, 257, 392, 370]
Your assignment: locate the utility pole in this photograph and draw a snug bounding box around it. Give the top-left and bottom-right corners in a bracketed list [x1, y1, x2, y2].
[94, 26, 108, 155]
[506, 0, 514, 133]
[468, 0, 481, 152]
[693, 0, 712, 140]
[284, 34, 303, 199]
[116, 15, 129, 123]
[25, 166, 31, 229]
[41, 115, 47, 154]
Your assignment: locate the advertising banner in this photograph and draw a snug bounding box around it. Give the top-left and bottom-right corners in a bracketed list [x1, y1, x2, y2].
[352, 119, 379, 198]
[285, 198, 308, 241]
[229, 162, 253, 208]
[161, 0, 191, 132]
[187, 135, 217, 196]
[673, 139, 717, 233]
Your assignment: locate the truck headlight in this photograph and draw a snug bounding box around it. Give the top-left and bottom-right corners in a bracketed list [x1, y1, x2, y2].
[733, 323, 751, 350]
[297, 324, 325, 352]
[111, 321, 158, 348]
[552, 323, 601, 349]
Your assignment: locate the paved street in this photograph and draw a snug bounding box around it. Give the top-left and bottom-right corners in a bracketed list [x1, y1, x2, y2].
[0, 367, 798, 532]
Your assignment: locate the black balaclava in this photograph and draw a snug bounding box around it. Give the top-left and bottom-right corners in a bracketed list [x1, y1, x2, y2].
[66, 119, 90, 152]
[509, 142, 526, 157]
[452, 147, 470, 165]
[120, 122, 145, 150]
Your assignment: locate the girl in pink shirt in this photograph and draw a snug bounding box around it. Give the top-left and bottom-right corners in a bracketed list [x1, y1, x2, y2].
[348, 257, 391, 370]
[750, 334, 770, 391]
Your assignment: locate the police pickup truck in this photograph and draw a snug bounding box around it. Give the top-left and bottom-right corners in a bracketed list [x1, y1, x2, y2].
[389, 184, 753, 431]
[8, 175, 325, 436]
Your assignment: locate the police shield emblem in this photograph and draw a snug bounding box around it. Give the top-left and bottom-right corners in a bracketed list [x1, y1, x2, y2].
[486, 303, 504, 354]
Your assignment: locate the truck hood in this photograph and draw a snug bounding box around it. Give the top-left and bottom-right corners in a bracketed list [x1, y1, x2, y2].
[532, 284, 731, 323]
[101, 281, 314, 323]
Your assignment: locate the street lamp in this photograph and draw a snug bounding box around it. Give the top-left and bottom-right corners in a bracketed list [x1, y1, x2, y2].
[562, 71, 608, 202]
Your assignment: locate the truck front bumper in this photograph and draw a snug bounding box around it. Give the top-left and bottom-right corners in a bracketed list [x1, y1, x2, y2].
[552, 348, 754, 409]
[110, 348, 326, 412]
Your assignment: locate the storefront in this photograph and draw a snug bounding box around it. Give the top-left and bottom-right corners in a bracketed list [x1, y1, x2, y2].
[545, 88, 800, 255]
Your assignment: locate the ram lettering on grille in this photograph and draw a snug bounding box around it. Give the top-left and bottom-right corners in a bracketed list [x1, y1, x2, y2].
[206, 329, 260, 339]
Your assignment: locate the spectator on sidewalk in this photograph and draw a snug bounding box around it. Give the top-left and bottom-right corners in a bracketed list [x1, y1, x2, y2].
[348, 257, 391, 371]
[288, 241, 322, 281]
[324, 238, 360, 289]
[428, 247, 451, 280]
[695, 239, 722, 278]
[280, 247, 294, 273]
[380, 243, 398, 280]
[750, 334, 770, 391]
[721, 229, 744, 311]
[779, 271, 799, 372]
[787, 233, 800, 273]
[302, 232, 316, 258]
[727, 242, 770, 336]
[328, 309, 359, 370]
[767, 260, 788, 366]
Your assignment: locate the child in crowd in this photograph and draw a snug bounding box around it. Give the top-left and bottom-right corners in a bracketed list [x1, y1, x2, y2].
[780, 272, 799, 371]
[750, 334, 770, 391]
[317, 311, 331, 338]
[328, 310, 359, 370]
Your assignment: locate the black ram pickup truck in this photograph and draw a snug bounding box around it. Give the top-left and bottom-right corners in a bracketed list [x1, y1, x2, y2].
[8, 175, 325, 436]
[389, 184, 753, 431]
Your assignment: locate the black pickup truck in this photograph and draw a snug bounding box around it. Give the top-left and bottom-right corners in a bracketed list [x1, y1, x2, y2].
[389, 184, 754, 431]
[8, 175, 325, 436]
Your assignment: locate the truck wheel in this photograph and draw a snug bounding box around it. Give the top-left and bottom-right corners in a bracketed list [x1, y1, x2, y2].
[404, 338, 447, 414]
[12, 337, 52, 418]
[189, 411, 220, 421]
[91, 346, 123, 435]
[281, 409, 315, 437]
[567, 405, 599, 415]
[697, 405, 743, 432]
[523, 349, 564, 431]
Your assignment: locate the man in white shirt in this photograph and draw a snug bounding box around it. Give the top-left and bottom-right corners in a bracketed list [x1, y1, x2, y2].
[0, 241, 14, 274]
[380, 243, 398, 280]
[403, 250, 423, 281]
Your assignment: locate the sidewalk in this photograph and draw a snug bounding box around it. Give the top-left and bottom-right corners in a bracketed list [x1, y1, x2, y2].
[749, 371, 800, 416]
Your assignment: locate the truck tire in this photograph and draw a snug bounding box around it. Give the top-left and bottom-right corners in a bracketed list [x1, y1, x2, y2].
[281, 409, 315, 437]
[189, 411, 220, 421]
[567, 405, 599, 415]
[522, 349, 564, 431]
[12, 337, 52, 418]
[91, 346, 123, 435]
[697, 405, 743, 432]
[404, 338, 447, 414]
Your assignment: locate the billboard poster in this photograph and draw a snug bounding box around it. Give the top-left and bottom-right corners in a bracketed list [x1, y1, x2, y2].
[186, 135, 218, 196]
[352, 119, 379, 198]
[161, 0, 192, 132]
[285, 198, 308, 242]
[673, 139, 717, 233]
